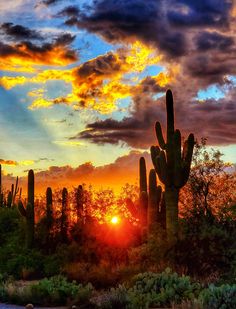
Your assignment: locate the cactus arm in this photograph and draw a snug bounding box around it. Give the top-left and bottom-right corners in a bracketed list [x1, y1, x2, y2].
[166, 89, 175, 144]
[173, 129, 182, 187]
[139, 157, 147, 193]
[28, 170, 34, 207]
[181, 133, 195, 186]
[155, 122, 166, 150]
[7, 192, 12, 208]
[150, 145, 160, 167]
[125, 198, 139, 219]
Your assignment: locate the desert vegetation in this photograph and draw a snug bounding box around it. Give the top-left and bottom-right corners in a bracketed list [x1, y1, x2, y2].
[0, 90, 236, 308]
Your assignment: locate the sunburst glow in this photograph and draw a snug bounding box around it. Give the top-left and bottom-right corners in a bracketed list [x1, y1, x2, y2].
[111, 216, 120, 225]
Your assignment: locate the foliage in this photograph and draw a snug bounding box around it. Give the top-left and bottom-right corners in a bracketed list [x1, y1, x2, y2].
[95, 269, 201, 308]
[199, 284, 236, 309]
[0, 275, 93, 306]
[180, 138, 236, 217]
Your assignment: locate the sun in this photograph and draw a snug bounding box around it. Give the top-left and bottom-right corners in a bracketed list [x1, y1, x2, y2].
[111, 216, 120, 225]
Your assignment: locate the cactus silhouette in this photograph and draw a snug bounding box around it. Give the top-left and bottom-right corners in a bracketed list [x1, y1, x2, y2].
[46, 187, 53, 229]
[148, 169, 163, 234]
[151, 90, 194, 244]
[76, 185, 84, 223]
[126, 157, 164, 236]
[139, 157, 148, 226]
[61, 187, 68, 242]
[18, 170, 35, 248]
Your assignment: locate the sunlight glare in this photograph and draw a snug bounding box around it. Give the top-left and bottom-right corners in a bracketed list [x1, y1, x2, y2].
[111, 216, 120, 225]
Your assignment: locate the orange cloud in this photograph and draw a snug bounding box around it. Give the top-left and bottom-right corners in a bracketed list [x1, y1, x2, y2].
[0, 159, 18, 166]
[1, 151, 152, 195]
[0, 40, 78, 72]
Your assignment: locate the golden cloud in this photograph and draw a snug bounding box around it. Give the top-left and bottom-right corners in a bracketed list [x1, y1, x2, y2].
[0, 159, 18, 166]
[0, 41, 175, 114]
[0, 41, 78, 72]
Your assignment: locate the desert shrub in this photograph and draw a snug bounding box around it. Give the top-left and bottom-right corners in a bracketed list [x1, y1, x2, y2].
[199, 284, 236, 309]
[1, 275, 93, 306]
[96, 269, 201, 309]
[176, 213, 236, 280]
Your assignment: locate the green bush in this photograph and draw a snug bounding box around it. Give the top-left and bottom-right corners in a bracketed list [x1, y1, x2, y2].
[1, 275, 93, 306]
[96, 269, 201, 309]
[199, 284, 236, 309]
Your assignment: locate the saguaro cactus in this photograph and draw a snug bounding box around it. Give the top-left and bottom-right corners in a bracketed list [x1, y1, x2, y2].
[148, 169, 162, 234]
[76, 185, 84, 223]
[18, 169, 35, 248]
[127, 158, 164, 237]
[151, 90, 194, 244]
[61, 187, 68, 242]
[139, 157, 148, 226]
[46, 187, 53, 229]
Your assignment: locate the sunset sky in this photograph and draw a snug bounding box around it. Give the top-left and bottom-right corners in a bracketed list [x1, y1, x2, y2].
[0, 0, 236, 192]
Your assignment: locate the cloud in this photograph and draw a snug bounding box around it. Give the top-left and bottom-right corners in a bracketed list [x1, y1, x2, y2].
[0, 159, 18, 166]
[74, 78, 236, 148]
[0, 23, 42, 40]
[0, 41, 171, 113]
[58, 1, 188, 58]
[194, 31, 234, 51]
[42, 0, 61, 5]
[5, 150, 151, 194]
[0, 31, 78, 72]
[167, 0, 232, 28]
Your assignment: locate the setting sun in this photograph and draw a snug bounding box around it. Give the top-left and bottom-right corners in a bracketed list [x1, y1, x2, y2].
[111, 216, 120, 225]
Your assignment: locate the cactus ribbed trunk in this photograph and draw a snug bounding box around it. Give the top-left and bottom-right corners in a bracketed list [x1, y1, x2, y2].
[61, 188, 68, 242]
[139, 157, 148, 226]
[165, 188, 179, 243]
[76, 185, 83, 223]
[148, 169, 162, 235]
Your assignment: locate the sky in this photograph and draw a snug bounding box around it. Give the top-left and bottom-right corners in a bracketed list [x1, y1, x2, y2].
[0, 0, 236, 192]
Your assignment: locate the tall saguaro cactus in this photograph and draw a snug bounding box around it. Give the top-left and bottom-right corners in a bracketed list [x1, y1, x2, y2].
[46, 187, 53, 229]
[18, 169, 35, 248]
[61, 187, 68, 242]
[76, 185, 84, 223]
[139, 157, 148, 226]
[151, 90, 194, 244]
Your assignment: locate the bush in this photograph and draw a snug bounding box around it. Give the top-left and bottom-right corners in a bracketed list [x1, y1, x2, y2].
[95, 269, 201, 309]
[199, 284, 236, 309]
[1, 275, 94, 306]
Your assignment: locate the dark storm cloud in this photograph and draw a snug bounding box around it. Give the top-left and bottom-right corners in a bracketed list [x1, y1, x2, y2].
[57, 5, 80, 17]
[58, 1, 187, 58]
[195, 31, 234, 51]
[73, 80, 236, 148]
[57, 0, 234, 59]
[0, 23, 42, 40]
[168, 0, 232, 28]
[54, 33, 76, 45]
[42, 0, 61, 5]
[76, 52, 121, 78]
